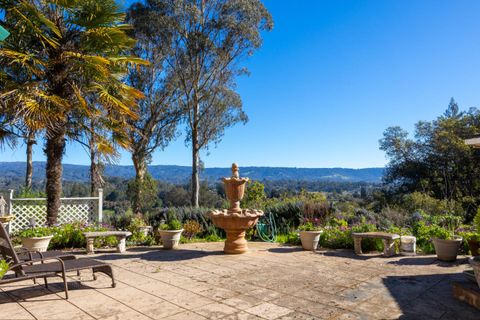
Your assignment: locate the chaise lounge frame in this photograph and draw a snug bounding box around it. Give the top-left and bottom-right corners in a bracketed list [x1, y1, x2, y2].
[0, 223, 115, 299]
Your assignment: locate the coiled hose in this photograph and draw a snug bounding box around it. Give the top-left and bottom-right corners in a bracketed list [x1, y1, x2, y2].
[256, 211, 277, 242]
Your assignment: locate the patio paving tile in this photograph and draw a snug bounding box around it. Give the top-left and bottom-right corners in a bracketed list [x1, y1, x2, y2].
[244, 302, 292, 320]
[222, 295, 264, 310]
[192, 302, 239, 319]
[1, 242, 479, 319]
[160, 311, 207, 320]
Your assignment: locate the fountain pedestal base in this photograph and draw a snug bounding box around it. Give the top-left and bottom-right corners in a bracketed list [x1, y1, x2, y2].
[224, 229, 248, 254]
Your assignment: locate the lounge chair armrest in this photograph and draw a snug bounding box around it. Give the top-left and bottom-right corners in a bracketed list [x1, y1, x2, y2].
[9, 257, 65, 271]
[15, 248, 44, 260]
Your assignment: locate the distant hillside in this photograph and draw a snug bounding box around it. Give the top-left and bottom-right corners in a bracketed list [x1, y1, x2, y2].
[0, 162, 384, 183]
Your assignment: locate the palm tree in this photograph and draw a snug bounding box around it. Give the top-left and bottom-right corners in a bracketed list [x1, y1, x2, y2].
[0, 0, 146, 225]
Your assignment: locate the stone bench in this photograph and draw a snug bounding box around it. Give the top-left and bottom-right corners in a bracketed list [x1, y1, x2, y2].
[352, 232, 400, 257]
[83, 231, 132, 254]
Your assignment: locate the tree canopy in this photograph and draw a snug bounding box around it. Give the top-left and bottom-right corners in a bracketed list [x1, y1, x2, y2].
[379, 98, 480, 220]
[0, 0, 146, 224]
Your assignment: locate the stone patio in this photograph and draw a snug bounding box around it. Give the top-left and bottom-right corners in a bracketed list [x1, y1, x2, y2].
[1, 242, 479, 319]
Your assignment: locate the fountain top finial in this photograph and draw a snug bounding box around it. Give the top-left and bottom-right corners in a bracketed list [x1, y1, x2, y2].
[231, 163, 239, 178]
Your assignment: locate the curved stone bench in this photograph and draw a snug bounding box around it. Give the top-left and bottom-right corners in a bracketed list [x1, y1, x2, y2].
[83, 231, 132, 254]
[352, 232, 400, 257]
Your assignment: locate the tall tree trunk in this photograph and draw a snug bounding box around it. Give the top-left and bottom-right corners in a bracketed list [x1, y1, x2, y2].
[25, 130, 35, 189]
[132, 153, 147, 215]
[45, 126, 66, 226]
[191, 129, 200, 207]
[90, 150, 96, 196]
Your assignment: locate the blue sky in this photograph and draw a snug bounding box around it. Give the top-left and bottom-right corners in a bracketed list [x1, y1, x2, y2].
[2, 0, 480, 168]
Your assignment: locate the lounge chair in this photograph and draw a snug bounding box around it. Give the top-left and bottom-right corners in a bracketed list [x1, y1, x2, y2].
[0, 223, 115, 299]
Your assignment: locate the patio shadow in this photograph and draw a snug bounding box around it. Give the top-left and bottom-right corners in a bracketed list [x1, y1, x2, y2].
[381, 273, 479, 319]
[321, 249, 382, 260]
[387, 256, 468, 267]
[95, 248, 224, 262]
[1, 281, 97, 302]
[268, 246, 304, 254]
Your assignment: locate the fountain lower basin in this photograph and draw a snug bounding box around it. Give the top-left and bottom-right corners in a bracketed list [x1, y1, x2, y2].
[210, 209, 264, 254]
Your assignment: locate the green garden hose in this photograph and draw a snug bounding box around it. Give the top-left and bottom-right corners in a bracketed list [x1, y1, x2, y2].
[256, 211, 277, 242]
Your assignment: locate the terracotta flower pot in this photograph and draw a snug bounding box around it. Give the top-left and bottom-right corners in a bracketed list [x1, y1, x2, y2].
[469, 256, 480, 289]
[468, 239, 480, 256]
[432, 236, 463, 262]
[300, 230, 323, 251]
[21, 235, 53, 252]
[159, 229, 183, 250]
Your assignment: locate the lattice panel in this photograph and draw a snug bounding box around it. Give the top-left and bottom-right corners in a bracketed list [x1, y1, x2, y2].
[9, 199, 98, 234]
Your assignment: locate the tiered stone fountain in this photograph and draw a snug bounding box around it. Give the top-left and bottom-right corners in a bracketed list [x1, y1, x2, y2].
[209, 163, 264, 254]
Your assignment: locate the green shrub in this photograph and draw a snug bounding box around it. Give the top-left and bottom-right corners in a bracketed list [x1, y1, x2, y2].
[146, 207, 215, 235]
[327, 218, 348, 228]
[474, 208, 480, 231]
[160, 218, 183, 231]
[265, 202, 303, 234]
[319, 227, 352, 249]
[412, 221, 454, 253]
[0, 260, 8, 279]
[17, 227, 53, 238]
[276, 232, 301, 245]
[298, 222, 321, 231]
[204, 233, 224, 242]
[49, 222, 116, 249]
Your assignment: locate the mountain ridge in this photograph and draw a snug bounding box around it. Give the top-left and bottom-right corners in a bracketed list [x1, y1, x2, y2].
[0, 162, 384, 183]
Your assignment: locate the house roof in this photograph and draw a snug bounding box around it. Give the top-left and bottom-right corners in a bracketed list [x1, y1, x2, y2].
[465, 137, 480, 147]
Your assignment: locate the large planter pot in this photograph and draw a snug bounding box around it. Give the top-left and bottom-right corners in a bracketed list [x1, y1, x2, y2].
[21, 235, 53, 252]
[159, 229, 183, 250]
[138, 226, 153, 237]
[468, 239, 480, 256]
[469, 256, 480, 289]
[400, 236, 417, 256]
[432, 236, 463, 262]
[299, 231, 323, 251]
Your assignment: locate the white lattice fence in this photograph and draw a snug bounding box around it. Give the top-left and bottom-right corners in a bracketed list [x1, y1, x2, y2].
[6, 189, 103, 234]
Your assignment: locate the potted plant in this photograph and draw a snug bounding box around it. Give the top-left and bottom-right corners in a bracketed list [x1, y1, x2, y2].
[158, 211, 183, 249]
[18, 227, 54, 252]
[298, 222, 323, 251]
[467, 234, 480, 256]
[129, 215, 153, 237]
[431, 224, 462, 262]
[298, 201, 329, 251]
[466, 209, 480, 256]
[469, 256, 480, 289]
[458, 227, 480, 256]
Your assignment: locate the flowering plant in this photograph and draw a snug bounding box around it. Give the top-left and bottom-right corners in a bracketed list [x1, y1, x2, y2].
[298, 201, 330, 232]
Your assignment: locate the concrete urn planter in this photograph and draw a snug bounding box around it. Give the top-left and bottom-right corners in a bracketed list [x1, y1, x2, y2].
[469, 256, 480, 289]
[468, 239, 480, 256]
[432, 236, 463, 262]
[300, 231, 323, 251]
[21, 235, 53, 252]
[159, 229, 183, 249]
[138, 226, 153, 237]
[400, 236, 416, 255]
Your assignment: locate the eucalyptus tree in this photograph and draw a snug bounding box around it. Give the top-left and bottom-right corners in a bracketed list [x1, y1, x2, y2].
[125, 1, 183, 214]
[0, 0, 146, 224]
[153, 0, 273, 206]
